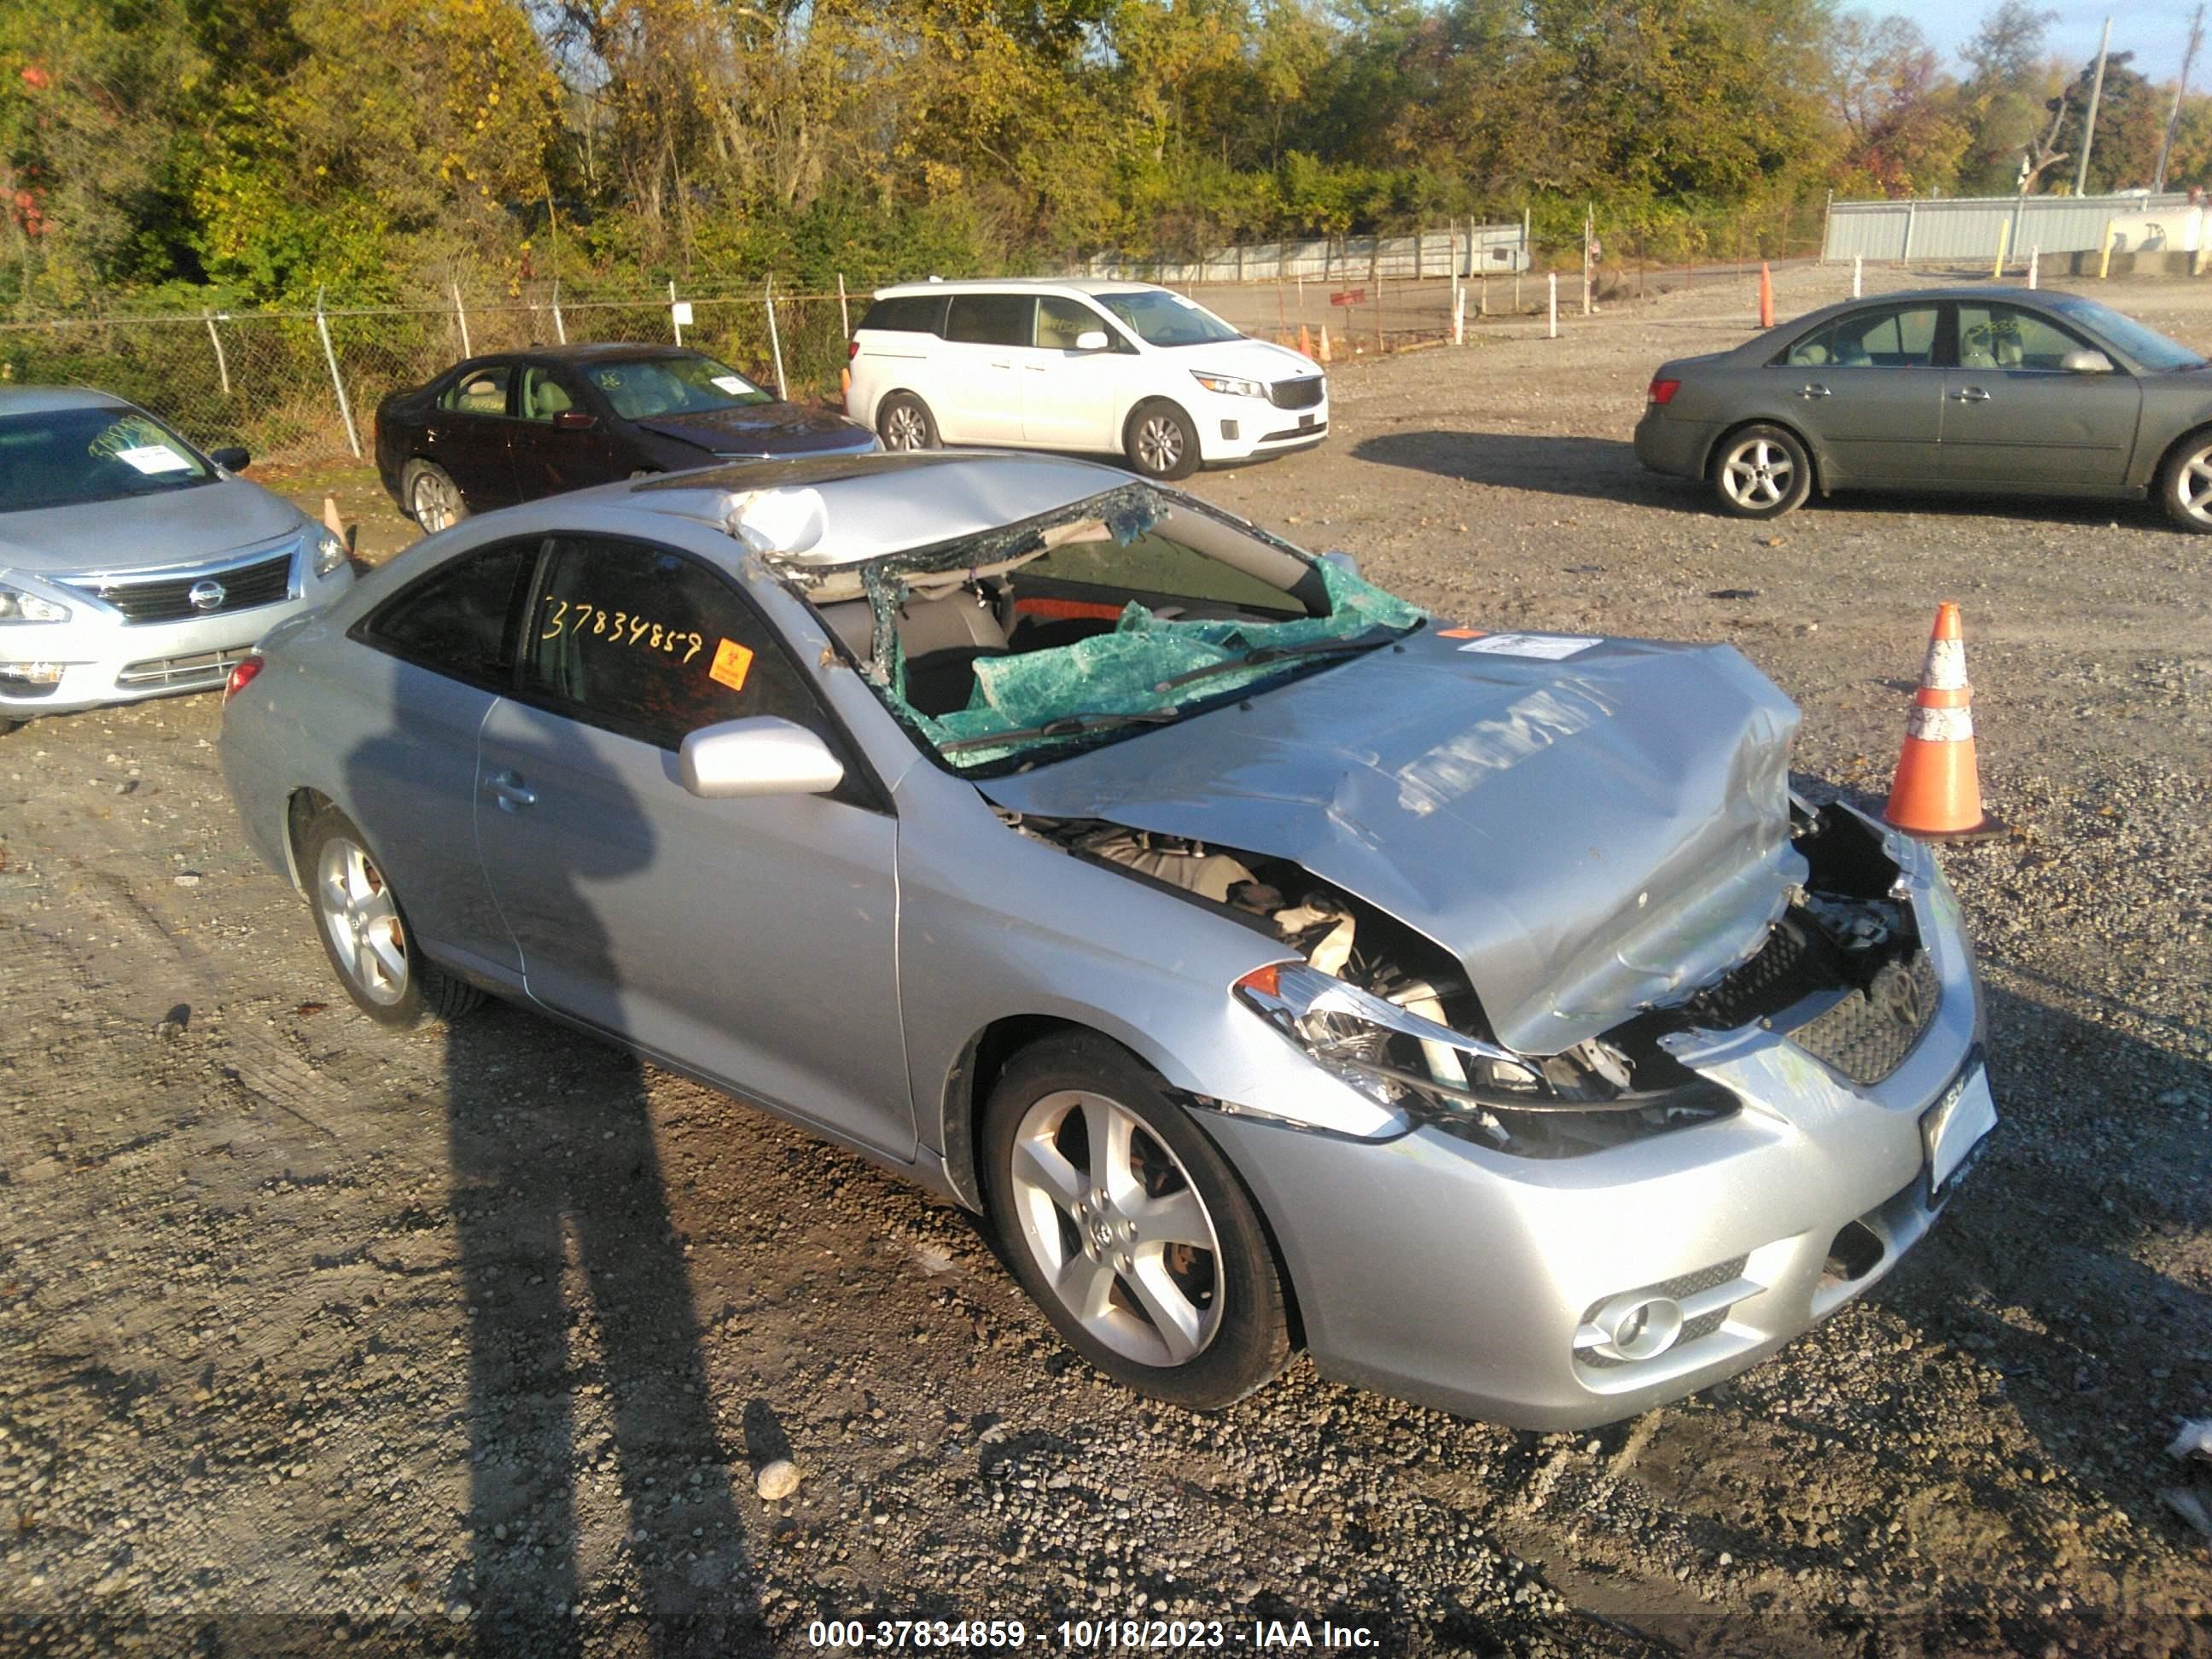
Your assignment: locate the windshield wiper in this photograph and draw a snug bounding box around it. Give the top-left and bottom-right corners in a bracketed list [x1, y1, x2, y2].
[1150, 625, 1405, 694]
[938, 708, 1182, 755]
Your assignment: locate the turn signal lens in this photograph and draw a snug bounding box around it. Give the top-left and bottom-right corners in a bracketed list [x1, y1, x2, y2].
[1235, 963, 1282, 998]
[847, 339, 860, 360]
[224, 655, 264, 703]
[1648, 378, 1680, 405]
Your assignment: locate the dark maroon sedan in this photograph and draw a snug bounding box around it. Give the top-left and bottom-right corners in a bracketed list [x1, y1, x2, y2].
[373, 344, 878, 530]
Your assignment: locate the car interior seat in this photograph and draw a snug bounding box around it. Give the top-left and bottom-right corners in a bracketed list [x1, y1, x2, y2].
[1994, 335, 2024, 368]
[896, 591, 1011, 717]
[1959, 324, 1998, 370]
[531, 376, 574, 420]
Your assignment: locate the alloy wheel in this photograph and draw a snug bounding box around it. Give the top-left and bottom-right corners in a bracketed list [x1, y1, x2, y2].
[883, 405, 929, 450]
[315, 837, 409, 1006]
[2176, 445, 2212, 526]
[1720, 437, 1793, 509]
[1006, 1089, 1224, 1367]
[412, 473, 457, 532]
[1135, 415, 1185, 474]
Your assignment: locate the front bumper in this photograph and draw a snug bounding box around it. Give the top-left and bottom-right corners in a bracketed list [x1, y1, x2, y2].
[0, 555, 352, 719]
[1633, 408, 1717, 480]
[1196, 387, 1330, 463]
[1197, 841, 1988, 1429]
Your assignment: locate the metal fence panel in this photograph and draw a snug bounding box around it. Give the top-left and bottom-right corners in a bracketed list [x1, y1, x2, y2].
[1825, 193, 2203, 262]
[1070, 223, 1528, 284]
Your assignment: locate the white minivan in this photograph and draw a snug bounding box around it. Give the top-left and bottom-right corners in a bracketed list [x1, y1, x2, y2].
[844, 279, 1328, 480]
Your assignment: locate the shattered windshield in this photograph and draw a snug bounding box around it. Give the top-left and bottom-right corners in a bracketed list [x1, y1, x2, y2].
[795, 486, 1427, 771]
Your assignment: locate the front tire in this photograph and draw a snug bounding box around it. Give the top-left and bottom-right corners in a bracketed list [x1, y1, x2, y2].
[981, 1034, 1290, 1410]
[300, 806, 482, 1027]
[876, 392, 938, 452]
[2157, 428, 2212, 532]
[401, 459, 468, 533]
[1709, 422, 1812, 518]
[1124, 400, 1201, 480]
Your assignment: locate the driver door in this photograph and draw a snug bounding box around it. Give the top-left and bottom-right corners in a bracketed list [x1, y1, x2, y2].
[1022, 296, 1129, 453]
[1941, 300, 2143, 489]
[509, 364, 628, 499]
[474, 533, 914, 1160]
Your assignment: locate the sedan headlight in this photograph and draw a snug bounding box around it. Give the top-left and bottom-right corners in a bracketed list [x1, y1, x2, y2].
[0, 581, 71, 626]
[1191, 371, 1267, 399]
[310, 528, 350, 578]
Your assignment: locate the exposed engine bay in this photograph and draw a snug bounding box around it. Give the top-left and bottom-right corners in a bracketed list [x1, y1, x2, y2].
[1003, 801, 1930, 1159]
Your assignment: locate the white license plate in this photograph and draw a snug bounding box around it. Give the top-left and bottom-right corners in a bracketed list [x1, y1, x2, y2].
[1923, 1063, 1998, 1193]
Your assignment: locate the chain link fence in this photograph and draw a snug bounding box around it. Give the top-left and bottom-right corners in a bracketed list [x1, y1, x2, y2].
[0, 281, 862, 467]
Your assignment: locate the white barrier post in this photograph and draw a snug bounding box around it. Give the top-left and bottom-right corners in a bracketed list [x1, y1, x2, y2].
[1452, 285, 1465, 345]
[1547, 272, 1558, 339]
[2029, 247, 2040, 289]
[1852, 254, 1862, 299]
[550, 278, 567, 345]
[669, 279, 684, 347]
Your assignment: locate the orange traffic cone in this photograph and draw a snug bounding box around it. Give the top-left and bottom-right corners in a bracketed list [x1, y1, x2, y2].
[1757, 261, 1774, 329]
[1883, 604, 2006, 843]
[840, 365, 852, 402]
[1297, 323, 1314, 360]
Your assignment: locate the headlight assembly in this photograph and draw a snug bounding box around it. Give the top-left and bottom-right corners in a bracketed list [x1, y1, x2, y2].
[1191, 371, 1267, 399]
[1233, 959, 1734, 1138]
[310, 528, 350, 578]
[0, 581, 71, 626]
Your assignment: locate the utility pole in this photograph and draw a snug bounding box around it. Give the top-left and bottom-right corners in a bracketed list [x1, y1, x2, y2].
[2156, 4, 2206, 193]
[2076, 16, 2114, 196]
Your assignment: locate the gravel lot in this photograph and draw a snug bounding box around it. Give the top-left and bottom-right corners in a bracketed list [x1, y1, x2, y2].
[3, 265, 2208, 1657]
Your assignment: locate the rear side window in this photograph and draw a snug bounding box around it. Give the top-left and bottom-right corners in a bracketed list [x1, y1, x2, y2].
[1784, 306, 1938, 369]
[439, 365, 512, 415]
[945, 294, 1035, 347]
[521, 536, 819, 750]
[361, 539, 538, 688]
[860, 294, 946, 335]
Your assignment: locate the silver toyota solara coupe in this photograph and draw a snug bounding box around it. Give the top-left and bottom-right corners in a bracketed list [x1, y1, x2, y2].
[1, 387, 355, 731]
[218, 450, 1996, 1428]
[1636, 284, 2212, 529]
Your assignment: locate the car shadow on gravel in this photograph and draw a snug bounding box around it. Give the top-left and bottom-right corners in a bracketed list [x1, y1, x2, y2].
[345, 728, 763, 1658]
[1352, 431, 1708, 513]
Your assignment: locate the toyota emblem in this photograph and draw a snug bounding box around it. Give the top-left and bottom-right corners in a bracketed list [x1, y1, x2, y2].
[1871, 961, 1924, 1029]
[187, 579, 226, 613]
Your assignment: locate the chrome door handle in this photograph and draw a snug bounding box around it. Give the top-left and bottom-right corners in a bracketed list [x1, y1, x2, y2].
[1953, 387, 1991, 402]
[1798, 383, 1831, 398]
[486, 771, 536, 812]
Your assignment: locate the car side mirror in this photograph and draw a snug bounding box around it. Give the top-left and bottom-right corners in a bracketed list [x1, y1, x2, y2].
[1319, 550, 1360, 578]
[679, 716, 845, 800]
[2061, 349, 2116, 374]
[209, 445, 250, 472]
[552, 410, 598, 429]
[1075, 329, 1110, 352]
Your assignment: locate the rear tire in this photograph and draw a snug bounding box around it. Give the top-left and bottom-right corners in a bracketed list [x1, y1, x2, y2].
[1709, 422, 1812, 519]
[981, 1033, 1291, 1410]
[401, 460, 469, 533]
[1124, 399, 1201, 480]
[2157, 428, 2212, 532]
[300, 806, 482, 1027]
[876, 393, 938, 451]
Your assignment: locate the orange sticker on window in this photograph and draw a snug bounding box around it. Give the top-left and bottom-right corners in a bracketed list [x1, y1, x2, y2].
[708, 638, 754, 691]
[1438, 626, 1487, 639]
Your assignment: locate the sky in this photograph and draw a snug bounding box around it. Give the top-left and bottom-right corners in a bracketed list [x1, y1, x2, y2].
[1899, 1, 2201, 87]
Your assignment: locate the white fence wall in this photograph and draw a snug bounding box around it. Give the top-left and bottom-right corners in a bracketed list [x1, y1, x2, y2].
[1825, 192, 2203, 263]
[1069, 223, 1529, 285]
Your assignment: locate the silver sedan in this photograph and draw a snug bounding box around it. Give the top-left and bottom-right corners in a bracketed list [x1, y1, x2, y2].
[0, 387, 354, 731]
[218, 451, 1995, 1427]
[1636, 285, 2212, 529]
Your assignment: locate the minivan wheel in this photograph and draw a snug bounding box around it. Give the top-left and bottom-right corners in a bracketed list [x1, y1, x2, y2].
[1125, 400, 1200, 480]
[2157, 429, 2212, 532]
[981, 1034, 1291, 1409]
[1709, 423, 1813, 518]
[401, 460, 468, 533]
[300, 806, 482, 1027]
[877, 393, 938, 451]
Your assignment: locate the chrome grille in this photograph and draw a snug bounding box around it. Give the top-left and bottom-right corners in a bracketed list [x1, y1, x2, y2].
[63, 549, 295, 626]
[1268, 376, 1324, 410]
[116, 646, 259, 690]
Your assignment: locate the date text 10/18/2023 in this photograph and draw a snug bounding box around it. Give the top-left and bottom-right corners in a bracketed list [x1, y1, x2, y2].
[806, 1619, 1382, 1650]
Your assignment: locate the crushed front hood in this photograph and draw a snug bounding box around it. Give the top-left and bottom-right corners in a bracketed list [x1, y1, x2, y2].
[978, 629, 1806, 1056]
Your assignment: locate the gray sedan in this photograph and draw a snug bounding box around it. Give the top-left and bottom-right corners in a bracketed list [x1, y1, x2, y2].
[0, 387, 355, 731]
[218, 451, 1994, 1428]
[1635, 285, 2212, 529]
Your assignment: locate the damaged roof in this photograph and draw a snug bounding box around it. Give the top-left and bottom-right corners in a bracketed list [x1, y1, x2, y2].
[629, 451, 1134, 566]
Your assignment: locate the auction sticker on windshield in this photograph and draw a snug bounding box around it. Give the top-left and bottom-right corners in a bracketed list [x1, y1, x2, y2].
[711, 375, 750, 394]
[1457, 632, 1599, 659]
[1924, 1062, 1998, 1194]
[115, 445, 194, 474]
